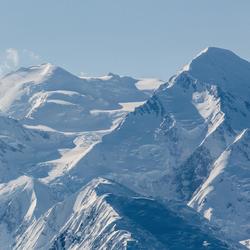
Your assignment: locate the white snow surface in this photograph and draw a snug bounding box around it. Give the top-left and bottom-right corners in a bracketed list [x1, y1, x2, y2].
[135, 78, 164, 91]
[0, 66, 149, 132]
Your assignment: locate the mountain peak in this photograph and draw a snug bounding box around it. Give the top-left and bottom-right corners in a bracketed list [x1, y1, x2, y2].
[1, 63, 57, 83]
[196, 47, 236, 57]
[1, 63, 80, 88]
[12, 62, 55, 75]
[183, 47, 242, 72]
[179, 47, 250, 91]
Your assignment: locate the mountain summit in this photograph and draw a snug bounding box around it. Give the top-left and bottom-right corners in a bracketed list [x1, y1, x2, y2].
[0, 64, 149, 131]
[182, 47, 250, 97]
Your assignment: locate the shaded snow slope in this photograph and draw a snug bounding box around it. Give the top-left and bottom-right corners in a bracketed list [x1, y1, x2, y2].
[0, 114, 71, 183]
[15, 178, 234, 250]
[189, 129, 250, 243]
[0, 176, 55, 249]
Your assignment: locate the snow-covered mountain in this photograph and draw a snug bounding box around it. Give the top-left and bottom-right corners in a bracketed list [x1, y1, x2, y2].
[55, 47, 250, 248]
[0, 65, 159, 183]
[0, 64, 150, 132]
[0, 47, 250, 249]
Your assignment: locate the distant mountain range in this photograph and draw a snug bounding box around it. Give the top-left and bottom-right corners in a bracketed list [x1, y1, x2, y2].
[0, 47, 249, 249]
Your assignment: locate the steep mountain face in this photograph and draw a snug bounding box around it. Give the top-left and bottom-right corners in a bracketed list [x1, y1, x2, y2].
[14, 178, 234, 250]
[0, 114, 71, 183]
[59, 48, 250, 247]
[0, 64, 148, 132]
[0, 176, 55, 248]
[66, 48, 246, 192]
[189, 129, 250, 242]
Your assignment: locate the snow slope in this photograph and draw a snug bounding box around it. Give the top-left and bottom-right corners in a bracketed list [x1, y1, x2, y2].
[0, 175, 55, 249]
[15, 178, 234, 250]
[0, 65, 150, 132]
[189, 128, 250, 243]
[0, 114, 71, 183]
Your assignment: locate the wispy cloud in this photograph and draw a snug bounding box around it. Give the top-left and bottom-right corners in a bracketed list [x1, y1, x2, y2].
[0, 48, 42, 76]
[6, 48, 19, 67]
[0, 48, 19, 75]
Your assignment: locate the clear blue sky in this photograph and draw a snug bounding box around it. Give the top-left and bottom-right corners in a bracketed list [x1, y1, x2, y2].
[0, 0, 249, 80]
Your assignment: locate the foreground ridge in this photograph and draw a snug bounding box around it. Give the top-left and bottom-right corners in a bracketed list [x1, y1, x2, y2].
[15, 178, 234, 250]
